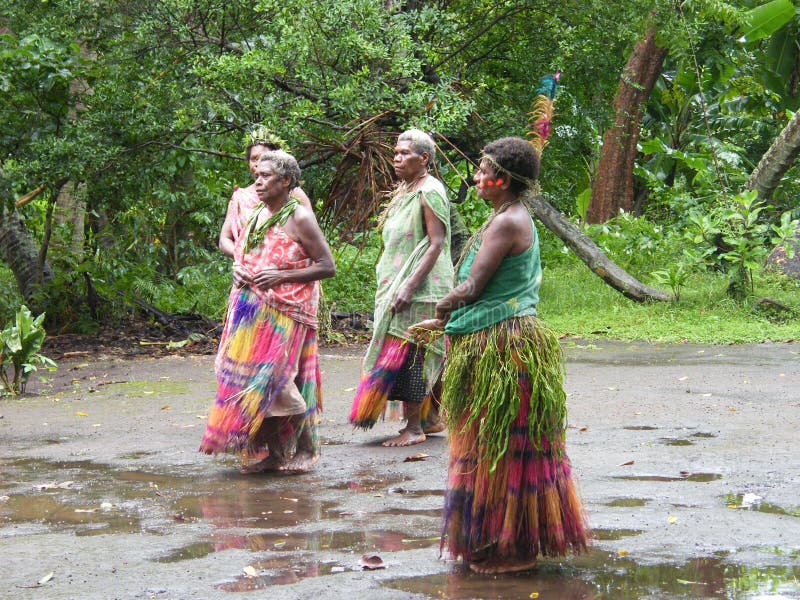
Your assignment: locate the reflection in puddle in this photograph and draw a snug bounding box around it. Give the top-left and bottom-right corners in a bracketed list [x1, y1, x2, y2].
[614, 473, 722, 483]
[174, 491, 337, 529]
[216, 556, 343, 592]
[691, 432, 717, 438]
[0, 493, 141, 536]
[724, 494, 800, 517]
[157, 528, 439, 562]
[622, 426, 658, 431]
[385, 552, 800, 599]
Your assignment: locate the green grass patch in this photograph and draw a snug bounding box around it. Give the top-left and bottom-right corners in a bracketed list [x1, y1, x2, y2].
[540, 260, 800, 343]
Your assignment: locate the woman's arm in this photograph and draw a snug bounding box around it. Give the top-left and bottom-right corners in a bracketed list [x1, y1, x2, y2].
[291, 187, 315, 216]
[218, 198, 237, 259]
[251, 206, 336, 290]
[435, 212, 517, 319]
[391, 193, 446, 314]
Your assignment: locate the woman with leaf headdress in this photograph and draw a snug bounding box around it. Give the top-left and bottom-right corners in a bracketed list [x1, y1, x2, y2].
[200, 150, 335, 474]
[411, 137, 588, 573]
[218, 126, 315, 259]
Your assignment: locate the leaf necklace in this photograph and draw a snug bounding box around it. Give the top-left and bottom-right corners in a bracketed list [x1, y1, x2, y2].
[241, 197, 299, 255]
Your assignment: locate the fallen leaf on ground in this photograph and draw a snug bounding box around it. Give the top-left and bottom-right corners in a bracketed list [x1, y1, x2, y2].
[161, 405, 171, 410]
[404, 453, 429, 462]
[618, 460, 634, 466]
[242, 565, 258, 578]
[360, 554, 386, 570]
[75, 412, 88, 417]
[668, 515, 678, 524]
[37, 572, 54, 585]
[331, 566, 346, 573]
[617, 549, 629, 556]
[529, 593, 540, 599]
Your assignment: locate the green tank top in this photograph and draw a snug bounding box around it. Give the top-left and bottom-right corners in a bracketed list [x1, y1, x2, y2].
[444, 219, 541, 335]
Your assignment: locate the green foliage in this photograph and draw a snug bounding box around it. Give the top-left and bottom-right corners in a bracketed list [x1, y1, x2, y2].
[321, 233, 380, 313]
[683, 190, 798, 300]
[0, 305, 56, 395]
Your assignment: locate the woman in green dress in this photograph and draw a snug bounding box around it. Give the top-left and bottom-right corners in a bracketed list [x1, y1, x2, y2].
[349, 129, 453, 447]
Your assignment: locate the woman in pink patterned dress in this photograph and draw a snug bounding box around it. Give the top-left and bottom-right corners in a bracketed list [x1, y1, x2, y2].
[200, 150, 335, 474]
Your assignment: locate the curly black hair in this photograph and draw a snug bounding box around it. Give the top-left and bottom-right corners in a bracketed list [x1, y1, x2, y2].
[481, 137, 540, 196]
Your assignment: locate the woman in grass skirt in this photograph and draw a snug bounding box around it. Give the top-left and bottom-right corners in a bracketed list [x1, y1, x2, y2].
[412, 137, 588, 573]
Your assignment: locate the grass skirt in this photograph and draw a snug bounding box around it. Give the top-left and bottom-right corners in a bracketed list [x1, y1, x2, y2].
[349, 334, 435, 429]
[441, 316, 588, 562]
[199, 287, 321, 457]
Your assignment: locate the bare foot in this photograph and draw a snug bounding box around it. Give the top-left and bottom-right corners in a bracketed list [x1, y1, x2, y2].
[239, 455, 284, 474]
[423, 421, 445, 435]
[279, 450, 320, 473]
[469, 558, 537, 574]
[382, 430, 426, 447]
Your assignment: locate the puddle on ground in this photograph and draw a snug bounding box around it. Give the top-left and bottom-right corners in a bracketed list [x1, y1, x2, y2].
[614, 472, 722, 483]
[659, 438, 694, 446]
[156, 528, 439, 562]
[215, 556, 345, 592]
[388, 487, 445, 498]
[724, 494, 800, 518]
[173, 491, 338, 529]
[1, 456, 338, 535]
[377, 507, 443, 518]
[691, 432, 717, 438]
[0, 493, 141, 536]
[592, 528, 643, 541]
[94, 380, 191, 397]
[329, 472, 408, 494]
[622, 426, 658, 431]
[117, 451, 158, 460]
[385, 551, 800, 599]
[605, 498, 649, 508]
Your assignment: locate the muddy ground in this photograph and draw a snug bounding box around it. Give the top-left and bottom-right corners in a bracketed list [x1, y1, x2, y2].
[1, 340, 799, 599]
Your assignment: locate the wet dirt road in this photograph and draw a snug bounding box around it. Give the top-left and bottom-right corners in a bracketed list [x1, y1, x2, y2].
[1, 341, 799, 599]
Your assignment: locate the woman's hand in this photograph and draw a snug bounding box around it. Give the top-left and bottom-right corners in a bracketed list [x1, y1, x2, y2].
[390, 283, 414, 314]
[233, 263, 252, 288]
[407, 318, 445, 344]
[252, 268, 287, 291]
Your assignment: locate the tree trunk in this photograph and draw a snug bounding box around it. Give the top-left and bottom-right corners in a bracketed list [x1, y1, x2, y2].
[748, 110, 800, 278]
[587, 21, 667, 223]
[746, 109, 800, 201]
[529, 195, 671, 302]
[0, 205, 53, 312]
[51, 180, 87, 264]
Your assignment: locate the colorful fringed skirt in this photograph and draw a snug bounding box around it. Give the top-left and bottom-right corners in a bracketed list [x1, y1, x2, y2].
[441, 316, 588, 563]
[199, 287, 321, 458]
[349, 335, 436, 429]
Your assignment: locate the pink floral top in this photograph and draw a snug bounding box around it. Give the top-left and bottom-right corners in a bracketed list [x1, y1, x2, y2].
[232, 198, 319, 329]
